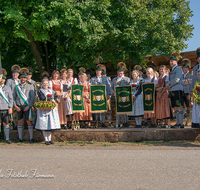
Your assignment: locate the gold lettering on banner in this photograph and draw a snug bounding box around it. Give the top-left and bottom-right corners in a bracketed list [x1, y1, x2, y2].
[145, 102, 153, 106]
[119, 104, 131, 108]
[119, 91, 129, 94]
[93, 90, 103, 93]
[145, 88, 153, 92]
[74, 103, 83, 106]
[73, 89, 81, 92]
[93, 102, 105, 106]
[73, 95, 77, 101]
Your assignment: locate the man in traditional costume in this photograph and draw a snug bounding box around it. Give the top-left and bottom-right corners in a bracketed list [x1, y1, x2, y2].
[181, 59, 192, 125]
[90, 64, 111, 128]
[13, 68, 35, 143]
[111, 62, 130, 128]
[26, 67, 36, 85]
[6, 65, 21, 127]
[191, 47, 200, 128]
[0, 68, 13, 144]
[165, 55, 184, 128]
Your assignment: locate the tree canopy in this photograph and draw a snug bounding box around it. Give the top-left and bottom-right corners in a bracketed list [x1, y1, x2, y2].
[0, 0, 193, 78]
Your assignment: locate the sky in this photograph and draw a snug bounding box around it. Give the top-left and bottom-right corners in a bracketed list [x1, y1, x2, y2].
[184, 0, 200, 52]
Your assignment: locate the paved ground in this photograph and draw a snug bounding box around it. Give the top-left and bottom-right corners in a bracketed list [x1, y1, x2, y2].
[1, 143, 200, 190]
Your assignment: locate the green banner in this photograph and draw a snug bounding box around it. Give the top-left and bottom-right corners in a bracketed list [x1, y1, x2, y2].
[115, 85, 133, 114]
[142, 82, 155, 113]
[90, 85, 107, 113]
[71, 85, 85, 113]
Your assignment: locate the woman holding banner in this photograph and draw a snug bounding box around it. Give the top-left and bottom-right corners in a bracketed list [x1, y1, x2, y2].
[75, 71, 92, 127]
[130, 66, 144, 128]
[143, 67, 157, 128]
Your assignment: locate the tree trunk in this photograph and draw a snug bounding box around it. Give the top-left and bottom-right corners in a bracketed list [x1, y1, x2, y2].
[25, 29, 44, 76]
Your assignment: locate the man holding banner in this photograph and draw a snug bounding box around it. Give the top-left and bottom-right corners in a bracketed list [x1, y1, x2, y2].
[90, 64, 111, 128]
[13, 68, 35, 143]
[111, 62, 130, 128]
[0, 68, 13, 144]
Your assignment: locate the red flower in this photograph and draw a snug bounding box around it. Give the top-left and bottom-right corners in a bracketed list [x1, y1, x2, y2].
[132, 84, 136, 86]
[196, 87, 200, 91]
[47, 94, 52, 97]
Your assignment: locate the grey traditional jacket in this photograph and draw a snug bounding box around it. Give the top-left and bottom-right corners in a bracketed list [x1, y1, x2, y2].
[0, 85, 13, 110]
[182, 73, 193, 94]
[167, 65, 183, 92]
[6, 78, 20, 94]
[27, 79, 36, 85]
[13, 82, 35, 107]
[111, 76, 130, 95]
[90, 76, 111, 95]
[191, 63, 200, 93]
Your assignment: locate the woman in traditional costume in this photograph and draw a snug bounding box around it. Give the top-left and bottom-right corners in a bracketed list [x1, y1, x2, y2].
[130, 66, 144, 128]
[155, 65, 171, 128]
[63, 69, 78, 128]
[49, 70, 67, 127]
[143, 67, 157, 127]
[75, 71, 92, 127]
[60, 68, 69, 129]
[35, 79, 60, 145]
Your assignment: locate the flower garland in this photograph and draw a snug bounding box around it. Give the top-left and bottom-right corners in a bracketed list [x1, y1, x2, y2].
[34, 101, 57, 109]
[193, 81, 200, 105]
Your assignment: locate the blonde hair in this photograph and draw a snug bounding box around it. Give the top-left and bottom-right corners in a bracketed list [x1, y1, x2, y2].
[81, 73, 88, 81]
[154, 71, 159, 78]
[146, 67, 154, 77]
[67, 69, 73, 75]
[131, 70, 139, 77]
[41, 78, 49, 84]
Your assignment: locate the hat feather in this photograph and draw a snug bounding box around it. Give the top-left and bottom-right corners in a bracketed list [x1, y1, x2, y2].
[134, 65, 142, 71]
[181, 58, 191, 67]
[97, 64, 106, 72]
[19, 68, 29, 74]
[11, 65, 20, 72]
[41, 71, 50, 77]
[79, 67, 86, 73]
[2, 68, 7, 76]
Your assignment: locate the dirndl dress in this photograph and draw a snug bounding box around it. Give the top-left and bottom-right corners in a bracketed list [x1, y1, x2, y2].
[129, 79, 144, 117]
[35, 89, 60, 131]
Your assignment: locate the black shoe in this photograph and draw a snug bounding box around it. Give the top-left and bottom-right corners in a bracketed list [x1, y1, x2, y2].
[123, 122, 129, 128]
[30, 139, 34, 144]
[15, 139, 23, 143]
[149, 124, 156, 128]
[135, 125, 140, 128]
[49, 141, 54, 144]
[180, 125, 184, 128]
[45, 141, 50, 145]
[144, 122, 148, 126]
[101, 123, 107, 128]
[6, 140, 12, 144]
[171, 124, 180, 129]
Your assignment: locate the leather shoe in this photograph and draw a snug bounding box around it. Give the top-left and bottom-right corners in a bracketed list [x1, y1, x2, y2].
[6, 140, 12, 144]
[49, 141, 54, 144]
[15, 139, 23, 143]
[45, 141, 50, 145]
[30, 139, 34, 144]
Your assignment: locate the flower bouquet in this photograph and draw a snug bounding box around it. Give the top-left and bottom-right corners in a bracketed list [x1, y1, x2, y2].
[193, 81, 200, 105]
[34, 94, 57, 110]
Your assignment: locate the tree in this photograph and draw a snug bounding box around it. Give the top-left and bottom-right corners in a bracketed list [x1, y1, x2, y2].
[0, 0, 194, 76]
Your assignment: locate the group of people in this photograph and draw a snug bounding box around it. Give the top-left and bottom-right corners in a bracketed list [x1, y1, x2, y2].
[1, 47, 200, 145]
